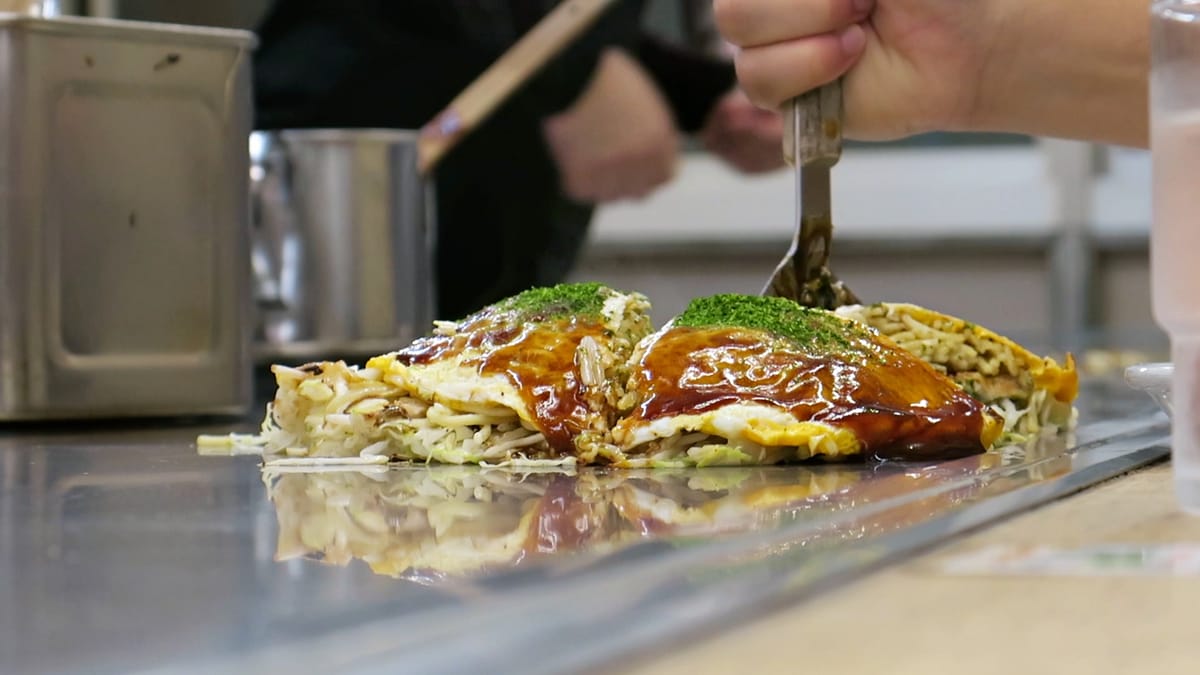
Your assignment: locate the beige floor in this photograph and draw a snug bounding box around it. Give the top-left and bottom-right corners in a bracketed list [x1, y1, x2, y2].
[622, 463, 1200, 675]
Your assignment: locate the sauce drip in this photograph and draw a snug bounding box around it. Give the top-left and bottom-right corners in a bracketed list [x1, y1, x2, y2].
[626, 326, 992, 460]
[395, 308, 606, 454]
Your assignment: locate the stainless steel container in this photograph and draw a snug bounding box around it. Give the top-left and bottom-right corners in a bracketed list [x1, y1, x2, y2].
[250, 129, 437, 362]
[0, 15, 256, 420]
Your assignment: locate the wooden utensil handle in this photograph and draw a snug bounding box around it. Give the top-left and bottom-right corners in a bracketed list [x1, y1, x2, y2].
[418, 0, 619, 175]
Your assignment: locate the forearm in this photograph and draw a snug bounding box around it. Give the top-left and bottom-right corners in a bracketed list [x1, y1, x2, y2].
[972, 0, 1148, 147]
[527, 0, 646, 116]
[633, 35, 736, 133]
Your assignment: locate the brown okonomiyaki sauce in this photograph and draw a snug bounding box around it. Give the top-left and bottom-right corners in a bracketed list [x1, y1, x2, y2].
[395, 308, 606, 454]
[627, 326, 994, 460]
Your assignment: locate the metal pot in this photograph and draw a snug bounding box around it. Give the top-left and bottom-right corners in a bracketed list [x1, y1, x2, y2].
[249, 129, 437, 363]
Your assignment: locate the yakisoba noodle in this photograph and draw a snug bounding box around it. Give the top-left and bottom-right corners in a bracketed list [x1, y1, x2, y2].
[834, 302, 1078, 445]
[260, 361, 553, 467]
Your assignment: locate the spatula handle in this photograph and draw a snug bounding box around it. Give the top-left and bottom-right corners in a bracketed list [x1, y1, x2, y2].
[418, 0, 619, 175]
[782, 80, 844, 168]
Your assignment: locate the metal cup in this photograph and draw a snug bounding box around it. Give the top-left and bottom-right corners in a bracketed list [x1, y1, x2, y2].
[249, 129, 437, 362]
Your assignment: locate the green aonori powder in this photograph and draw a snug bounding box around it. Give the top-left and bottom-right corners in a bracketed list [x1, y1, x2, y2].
[673, 294, 865, 351]
[491, 282, 608, 321]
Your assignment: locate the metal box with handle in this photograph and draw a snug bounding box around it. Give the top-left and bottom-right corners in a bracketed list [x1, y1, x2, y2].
[0, 13, 256, 420]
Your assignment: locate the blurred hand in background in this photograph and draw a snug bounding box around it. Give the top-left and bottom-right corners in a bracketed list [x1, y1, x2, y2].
[542, 49, 681, 203]
[699, 88, 785, 174]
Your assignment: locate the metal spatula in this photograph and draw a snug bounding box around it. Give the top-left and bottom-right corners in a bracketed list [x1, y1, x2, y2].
[762, 82, 860, 309]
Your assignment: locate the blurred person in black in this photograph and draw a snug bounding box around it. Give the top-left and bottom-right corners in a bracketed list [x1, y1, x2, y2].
[252, 0, 785, 319]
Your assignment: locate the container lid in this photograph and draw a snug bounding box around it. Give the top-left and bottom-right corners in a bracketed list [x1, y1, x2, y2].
[274, 128, 423, 143]
[0, 13, 257, 49]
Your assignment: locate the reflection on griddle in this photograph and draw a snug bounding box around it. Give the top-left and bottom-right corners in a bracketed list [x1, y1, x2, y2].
[264, 434, 1074, 582]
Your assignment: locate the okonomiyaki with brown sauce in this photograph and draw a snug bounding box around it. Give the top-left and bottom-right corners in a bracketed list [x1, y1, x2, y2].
[611, 295, 1004, 466]
[207, 287, 1078, 467]
[256, 283, 652, 466]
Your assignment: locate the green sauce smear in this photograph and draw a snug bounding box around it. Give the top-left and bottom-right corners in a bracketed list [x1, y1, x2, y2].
[674, 294, 865, 351]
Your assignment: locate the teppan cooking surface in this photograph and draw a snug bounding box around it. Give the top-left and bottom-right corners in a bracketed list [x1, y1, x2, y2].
[0, 377, 1167, 675]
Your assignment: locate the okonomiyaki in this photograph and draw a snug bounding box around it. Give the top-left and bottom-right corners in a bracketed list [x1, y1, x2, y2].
[255, 283, 652, 466]
[611, 294, 1004, 466]
[204, 287, 1078, 468]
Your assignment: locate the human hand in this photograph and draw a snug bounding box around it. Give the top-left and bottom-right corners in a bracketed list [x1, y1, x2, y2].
[542, 49, 680, 203]
[714, 0, 1005, 140]
[699, 88, 786, 174]
[714, 0, 1148, 146]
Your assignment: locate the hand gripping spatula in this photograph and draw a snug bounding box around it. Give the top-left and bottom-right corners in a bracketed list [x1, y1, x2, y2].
[761, 82, 860, 309]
